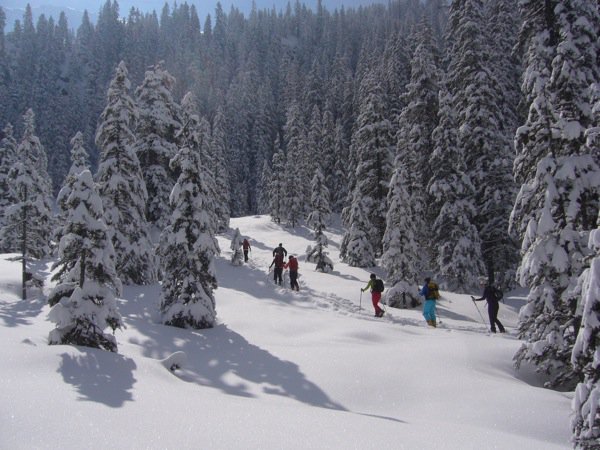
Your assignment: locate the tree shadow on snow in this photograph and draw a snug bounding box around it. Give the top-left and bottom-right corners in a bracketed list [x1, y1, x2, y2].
[57, 349, 136, 408]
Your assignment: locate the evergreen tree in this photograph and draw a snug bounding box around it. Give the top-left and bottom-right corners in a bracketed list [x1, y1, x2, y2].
[340, 195, 376, 267]
[306, 166, 332, 272]
[48, 169, 123, 352]
[55, 132, 89, 244]
[0, 109, 53, 258]
[571, 216, 600, 449]
[0, 123, 17, 226]
[269, 140, 286, 224]
[134, 61, 181, 230]
[429, 89, 485, 292]
[512, 0, 600, 388]
[210, 105, 231, 232]
[342, 70, 393, 260]
[394, 21, 439, 268]
[95, 61, 157, 285]
[158, 135, 218, 330]
[381, 157, 422, 308]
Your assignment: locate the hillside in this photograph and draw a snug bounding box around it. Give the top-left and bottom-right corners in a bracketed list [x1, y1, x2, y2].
[0, 215, 571, 449]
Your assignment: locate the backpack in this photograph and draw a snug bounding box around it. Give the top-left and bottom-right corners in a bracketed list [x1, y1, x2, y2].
[427, 282, 440, 300]
[492, 287, 503, 302]
[373, 278, 384, 293]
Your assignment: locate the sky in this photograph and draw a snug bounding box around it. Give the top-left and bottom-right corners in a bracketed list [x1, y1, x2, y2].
[0, 214, 572, 449]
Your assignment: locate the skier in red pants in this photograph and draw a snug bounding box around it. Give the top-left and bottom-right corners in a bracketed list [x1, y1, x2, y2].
[361, 273, 385, 317]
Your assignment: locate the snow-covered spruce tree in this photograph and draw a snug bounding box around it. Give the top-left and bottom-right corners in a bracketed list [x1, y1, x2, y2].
[340, 195, 376, 267]
[269, 139, 286, 224]
[230, 227, 244, 266]
[571, 213, 600, 448]
[95, 61, 157, 285]
[381, 157, 422, 308]
[283, 100, 309, 218]
[330, 119, 349, 213]
[48, 169, 123, 352]
[0, 123, 17, 227]
[179, 92, 219, 238]
[445, 0, 519, 285]
[429, 88, 485, 293]
[134, 61, 181, 230]
[0, 109, 53, 258]
[342, 69, 393, 259]
[394, 20, 439, 270]
[257, 159, 271, 214]
[158, 138, 218, 329]
[54, 131, 89, 245]
[512, 0, 600, 389]
[306, 166, 332, 272]
[210, 105, 231, 232]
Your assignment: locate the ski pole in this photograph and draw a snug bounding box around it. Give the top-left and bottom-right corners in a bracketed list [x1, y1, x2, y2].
[359, 290, 363, 311]
[471, 296, 488, 328]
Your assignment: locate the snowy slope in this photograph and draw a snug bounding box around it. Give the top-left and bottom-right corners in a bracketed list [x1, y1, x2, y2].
[0, 215, 571, 449]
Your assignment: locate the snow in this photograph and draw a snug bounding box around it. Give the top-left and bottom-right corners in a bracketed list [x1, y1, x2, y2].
[0, 215, 572, 449]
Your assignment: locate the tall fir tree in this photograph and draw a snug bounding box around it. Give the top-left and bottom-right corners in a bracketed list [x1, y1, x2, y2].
[54, 131, 89, 245]
[512, 0, 600, 389]
[0, 123, 18, 227]
[269, 139, 286, 224]
[158, 135, 218, 329]
[134, 61, 181, 230]
[0, 109, 53, 258]
[48, 169, 123, 352]
[95, 61, 157, 285]
[306, 166, 332, 272]
[341, 69, 393, 261]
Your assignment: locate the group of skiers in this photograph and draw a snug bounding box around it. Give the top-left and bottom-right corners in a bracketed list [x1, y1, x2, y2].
[238, 236, 505, 333]
[361, 274, 505, 333]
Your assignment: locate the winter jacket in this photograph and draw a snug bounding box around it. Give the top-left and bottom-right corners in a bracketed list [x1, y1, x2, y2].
[273, 245, 288, 257]
[420, 281, 439, 301]
[270, 253, 285, 269]
[242, 239, 251, 250]
[474, 286, 498, 305]
[284, 257, 298, 271]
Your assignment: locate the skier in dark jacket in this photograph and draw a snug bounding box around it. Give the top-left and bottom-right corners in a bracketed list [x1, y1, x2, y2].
[242, 238, 251, 262]
[472, 281, 505, 333]
[273, 243, 288, 258]
[269, 253, 285, 286]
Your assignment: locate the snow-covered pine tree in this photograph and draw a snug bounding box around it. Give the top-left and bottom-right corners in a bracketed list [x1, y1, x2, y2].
[394, 20, 439, 270]
[343, 69, 393, 259]
[210, 105, 231, 232]
[95, 61, 157, 285]
[571, 87, 600, 448]
[381, 157, 422, 308]
[0, 109, 53, 259]
[283, 100, 309, 220]
[340, 194, 376, 267]
[429, 86, 485, 293]
[445, 0, 518, 285]
[230, 227, 244, 266]
[54, 131, 89, 245]
[571, 214, 600, 448]
[0, 123, 17, 227]
[48, 169, 123, 352]
[134, 61, 181, 230]
[158, 134, 218, 329]
[512, 0, 600, 388]
[179, 92, 219, 238]
[269, 140, 286, 224]
[257, 159, 271, 214]
[331, 119, 349, 213]
[306, 166, 332, 272]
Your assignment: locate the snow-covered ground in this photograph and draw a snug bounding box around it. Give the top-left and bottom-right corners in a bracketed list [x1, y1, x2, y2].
[0, 215, 572, 449]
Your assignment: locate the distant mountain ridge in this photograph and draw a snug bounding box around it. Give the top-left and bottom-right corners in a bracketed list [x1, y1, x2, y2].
[3, 1, 384, 33]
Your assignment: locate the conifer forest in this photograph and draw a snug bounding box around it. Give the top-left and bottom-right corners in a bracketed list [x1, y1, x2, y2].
[0, 0, 599, 447]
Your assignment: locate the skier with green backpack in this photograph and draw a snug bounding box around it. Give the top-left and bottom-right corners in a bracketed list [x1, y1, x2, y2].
[361, 274, 385, 317]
